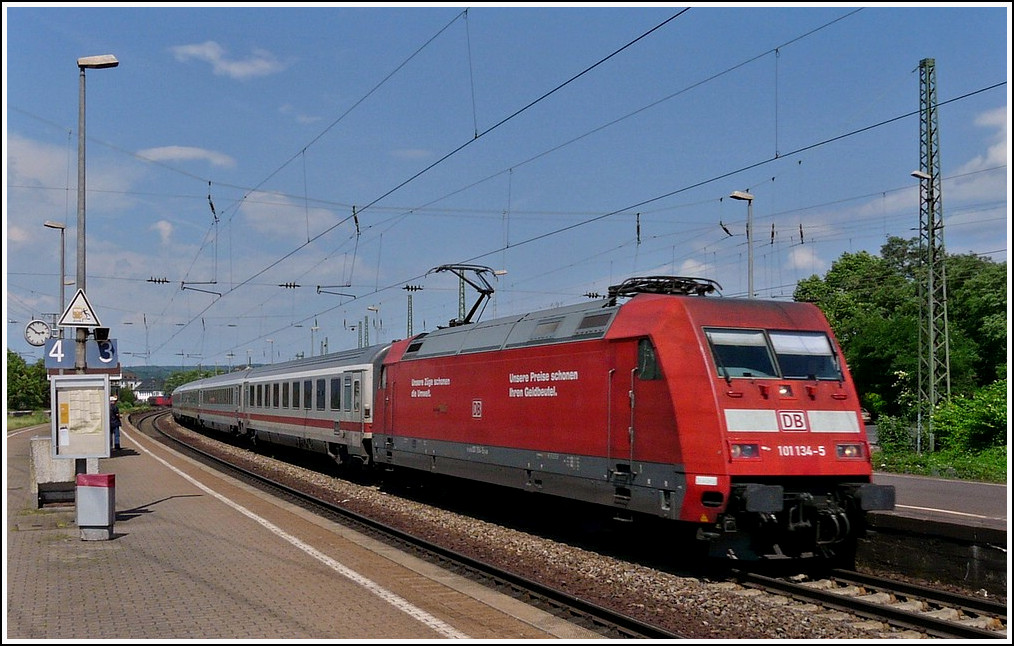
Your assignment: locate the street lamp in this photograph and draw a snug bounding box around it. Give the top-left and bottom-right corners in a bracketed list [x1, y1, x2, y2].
[76, 54, 118, 296]
[729, 190, 755, 298]
[366, 306, 380, 345]
[266, 339, 274, 364]
[75, 53, 119, 371]
[310, 319, 320, 357]
[43, 220, 67, 337]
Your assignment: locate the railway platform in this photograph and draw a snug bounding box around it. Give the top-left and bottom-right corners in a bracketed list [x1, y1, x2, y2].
[5, 421, 600, 641]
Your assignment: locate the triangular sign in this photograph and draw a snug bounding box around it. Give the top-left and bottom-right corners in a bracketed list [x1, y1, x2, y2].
[58, 289, 102, 327]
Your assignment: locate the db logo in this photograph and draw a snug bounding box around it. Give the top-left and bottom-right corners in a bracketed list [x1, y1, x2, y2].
[778, 410, 808, 432]
[472, 399, 483, 418]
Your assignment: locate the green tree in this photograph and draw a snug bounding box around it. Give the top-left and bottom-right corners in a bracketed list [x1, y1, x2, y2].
[945, 255, 1007, 387]
[6, 350, 49, 411]
[795, 250, 917, 418]
[793, 238, 1006, 422]
[162, 368, 217, 395]
[118, 385, 138, 406]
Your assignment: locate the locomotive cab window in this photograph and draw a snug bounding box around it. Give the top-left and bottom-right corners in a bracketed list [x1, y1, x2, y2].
[705, 329, 777, 379]
[769, 331, 842, 380]
[637, 338, 661, 380]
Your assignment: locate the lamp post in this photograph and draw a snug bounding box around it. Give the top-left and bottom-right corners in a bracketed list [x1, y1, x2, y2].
[69, 54, 117, 477]
[310, 319, 320, 357]
[366, 306, 380, 345]
[729, 190, 755, 298]
[266, 339, 274, 364]
[75, 53, 119, 371]
[43, 220, 67, 337]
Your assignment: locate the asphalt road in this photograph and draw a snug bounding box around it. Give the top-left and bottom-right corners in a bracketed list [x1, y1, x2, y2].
[872, 471, 1008, 532]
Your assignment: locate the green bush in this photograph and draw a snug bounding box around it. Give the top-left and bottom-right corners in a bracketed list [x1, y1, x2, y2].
[873, 414, 914, 454]
[932, 379, 1007, 452]
[876, 445, 1006, 483]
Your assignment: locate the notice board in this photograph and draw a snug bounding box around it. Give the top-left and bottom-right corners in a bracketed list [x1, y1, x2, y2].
[50, 374, 110, 459]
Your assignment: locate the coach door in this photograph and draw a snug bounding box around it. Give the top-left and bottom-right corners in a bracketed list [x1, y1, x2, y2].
[343, 370, 367, 432]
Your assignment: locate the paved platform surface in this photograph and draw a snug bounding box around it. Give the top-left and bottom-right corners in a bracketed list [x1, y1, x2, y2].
[5, 422, 599, 640]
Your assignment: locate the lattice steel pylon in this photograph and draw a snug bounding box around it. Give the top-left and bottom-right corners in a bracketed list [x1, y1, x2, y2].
[915, 57, 951, 453]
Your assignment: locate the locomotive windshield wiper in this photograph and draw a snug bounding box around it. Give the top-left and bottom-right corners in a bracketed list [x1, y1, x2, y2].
[712, 346, 733, 386]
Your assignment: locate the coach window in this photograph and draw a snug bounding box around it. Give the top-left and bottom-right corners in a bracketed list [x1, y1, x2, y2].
[282, 382, 289, 408]
[292, 381, 300, 409]
[316, 378, 326, 411]
[256, 384, 263, 407]
[343, 375, 353, 412]
[303, 379, 313, 408]
[330, 377, 341, 410]
[248, 385, 254, 408]
[273, 383, 280, 408]
[637, 338, 661, 380]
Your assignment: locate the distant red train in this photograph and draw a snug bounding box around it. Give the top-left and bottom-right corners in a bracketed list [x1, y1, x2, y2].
[173, 274, 894, 563]
[147, 394, 172, 407]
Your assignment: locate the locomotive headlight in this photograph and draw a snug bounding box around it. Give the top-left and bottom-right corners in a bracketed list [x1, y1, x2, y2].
[836, 443, 864, 459]
[730, 443, 760, 459]
[778, 384, 793, 397]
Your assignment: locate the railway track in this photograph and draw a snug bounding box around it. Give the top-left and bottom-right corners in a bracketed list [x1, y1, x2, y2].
[139, 410, 1008, 640]
[138, 410, 681, 639]
[732, 569, 1007, 640]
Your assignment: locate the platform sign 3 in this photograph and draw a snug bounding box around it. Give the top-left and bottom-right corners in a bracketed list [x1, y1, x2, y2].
[88, 339, 118, 367]
[45, 338, 118, 369]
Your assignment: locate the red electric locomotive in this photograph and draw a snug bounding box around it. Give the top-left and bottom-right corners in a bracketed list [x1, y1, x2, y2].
[173, 272, 894, 562]
[369, 274, 894, 562]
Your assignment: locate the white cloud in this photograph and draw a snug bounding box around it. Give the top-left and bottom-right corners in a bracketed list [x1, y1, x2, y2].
[239, 190, 342, 242]
[787, 246, 825, 273]
[6, 134, 76, 245]
[151, 220, 174, 245]
[137, 145, 236, 168]
[957, 106, 1007, 173]
[170, 41, 286, 79]
[279, 103, 321, 125]
[678, 258, 708, 276]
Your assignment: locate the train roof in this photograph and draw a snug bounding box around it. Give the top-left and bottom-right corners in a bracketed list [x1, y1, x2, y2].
[173, 343, 390, 392]
[398, 276, 821, 360]
[400, 297, 618, 360]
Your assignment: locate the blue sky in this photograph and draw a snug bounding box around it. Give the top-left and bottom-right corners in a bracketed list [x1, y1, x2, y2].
[4, 3, 1010, 370]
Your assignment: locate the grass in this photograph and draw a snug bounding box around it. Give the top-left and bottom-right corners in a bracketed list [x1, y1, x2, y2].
[6, 410, 50, 430]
